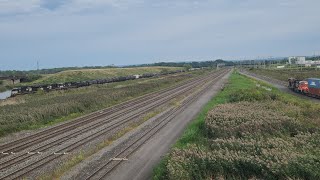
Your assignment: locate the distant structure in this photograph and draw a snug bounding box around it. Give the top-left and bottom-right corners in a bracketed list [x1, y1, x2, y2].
[288, 56, 320, 67]
[288, 56, 306, 65]
[216, 63, 226, 69]
[0, 76, 26, 85]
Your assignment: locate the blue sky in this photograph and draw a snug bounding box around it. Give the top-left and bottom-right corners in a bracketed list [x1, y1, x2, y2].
[0, 0, 319, 70]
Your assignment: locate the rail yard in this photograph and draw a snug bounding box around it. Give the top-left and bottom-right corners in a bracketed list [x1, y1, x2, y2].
[1, 0, 319, 179]
[0, 68, 231, 179]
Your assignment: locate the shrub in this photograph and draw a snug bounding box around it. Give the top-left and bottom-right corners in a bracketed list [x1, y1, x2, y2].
[228, 88, 279, 102]
[205, 102, 302, 138]
[167, 132, 320, 180]
[163, 102, 320, 179]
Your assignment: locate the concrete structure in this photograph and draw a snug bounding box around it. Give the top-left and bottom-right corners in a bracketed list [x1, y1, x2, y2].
[0, 76, 24, 85]
[288, 56, 306, 65]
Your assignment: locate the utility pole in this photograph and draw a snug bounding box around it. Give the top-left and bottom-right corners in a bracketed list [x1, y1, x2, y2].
[37, 61, 39, 71]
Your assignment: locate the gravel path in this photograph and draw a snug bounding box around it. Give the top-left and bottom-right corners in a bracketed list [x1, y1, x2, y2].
[62, 69, 232, 180]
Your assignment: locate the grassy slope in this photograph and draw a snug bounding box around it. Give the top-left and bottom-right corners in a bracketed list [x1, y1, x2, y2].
[25, 66, 182, 85]
[153, 71, 320, 179]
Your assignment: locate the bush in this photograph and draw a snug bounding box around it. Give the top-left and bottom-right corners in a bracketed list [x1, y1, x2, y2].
[167, 133, 320, 179]
[165, 102, 320, 179]
[205, 102, 302, 138]
[228, 88, 279, 102]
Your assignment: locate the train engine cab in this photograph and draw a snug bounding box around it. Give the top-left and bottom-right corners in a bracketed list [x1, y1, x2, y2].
[288, 78, 309, 94]
[297, 81, 309, 94]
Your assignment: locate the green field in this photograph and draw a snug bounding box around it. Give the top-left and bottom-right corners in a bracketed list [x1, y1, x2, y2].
[0, 70, 204, 138]
[22, 66, 182, 85]
[153, 71, 320, 179]
[249, 68, 320, 81]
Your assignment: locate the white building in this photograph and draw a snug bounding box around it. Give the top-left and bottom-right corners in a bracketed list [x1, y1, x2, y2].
[288, 56, 306, 64]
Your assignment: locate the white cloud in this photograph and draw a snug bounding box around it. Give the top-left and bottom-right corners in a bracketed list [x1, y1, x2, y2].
[0, 0, 319, 70]
[0, 0, 41, 14]
[0, 0, 142, 15]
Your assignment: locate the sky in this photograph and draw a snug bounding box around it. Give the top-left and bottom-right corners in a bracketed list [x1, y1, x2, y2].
[0, 0, 319, 70]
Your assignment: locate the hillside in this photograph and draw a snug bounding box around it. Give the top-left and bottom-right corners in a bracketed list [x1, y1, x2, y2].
[23, 66, 182, 85]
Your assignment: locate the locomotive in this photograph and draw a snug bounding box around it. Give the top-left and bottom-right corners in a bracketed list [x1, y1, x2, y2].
[288, 78, 320, 98]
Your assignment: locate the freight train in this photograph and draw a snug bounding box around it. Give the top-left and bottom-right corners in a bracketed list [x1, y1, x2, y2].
[288, 78, 320, 98]
[10, 70, 185, 97]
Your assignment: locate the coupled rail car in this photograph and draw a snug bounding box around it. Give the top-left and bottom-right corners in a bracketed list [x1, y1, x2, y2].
[9, 70, 185, 97]
[288, 78, 320, 98]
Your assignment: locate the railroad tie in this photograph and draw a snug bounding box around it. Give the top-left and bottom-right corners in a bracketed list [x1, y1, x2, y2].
[110, 157, 128, 161]
[27, 151, 42, 155]
[53, 152, 69, 155]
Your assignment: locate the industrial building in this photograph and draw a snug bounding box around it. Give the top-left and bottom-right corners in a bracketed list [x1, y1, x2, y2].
[288, 56, 320, 67]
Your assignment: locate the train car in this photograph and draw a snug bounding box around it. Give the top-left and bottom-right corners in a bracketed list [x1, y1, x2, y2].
[11, 87, 22, 96]
[118, 76, 127, 82]
[31, 85, 42, 92]
[141, 73, 156, 78]
[21, 86, 33, 93]
[307, 78, 320, 97]
[126, 75, 136, 80]
[9, 70, 185, 97]
[39, 85, 51, 91]
[288, 78, 308, 93]
[51, 83, 66, 90]
[78, 81, 90, 87]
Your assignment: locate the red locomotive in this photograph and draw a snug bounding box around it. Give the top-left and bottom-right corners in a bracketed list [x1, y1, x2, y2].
[288, 78, 320, 98]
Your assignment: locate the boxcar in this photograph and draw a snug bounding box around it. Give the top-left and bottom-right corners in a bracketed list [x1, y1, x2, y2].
[307, 78, 320, 97]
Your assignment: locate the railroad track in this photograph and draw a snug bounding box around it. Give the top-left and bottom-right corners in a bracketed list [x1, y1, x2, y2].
[0, 77, 211, 171]
[84, 69, 230, 180]
[0, 69, 229, 179]
[0, 70, 218, 158]
[0, 71, 216, 155]
[0, 73, 208, 153]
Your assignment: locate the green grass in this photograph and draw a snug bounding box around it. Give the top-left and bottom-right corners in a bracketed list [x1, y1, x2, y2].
[153, 71, 320, 180]
[174, 71, 256, 148]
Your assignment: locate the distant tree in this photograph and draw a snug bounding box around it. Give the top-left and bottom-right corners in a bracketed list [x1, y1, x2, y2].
[183, 64, 192, 71]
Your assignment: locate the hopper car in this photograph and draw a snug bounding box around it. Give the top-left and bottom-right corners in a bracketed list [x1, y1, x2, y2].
[10, 70, 185, 97]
